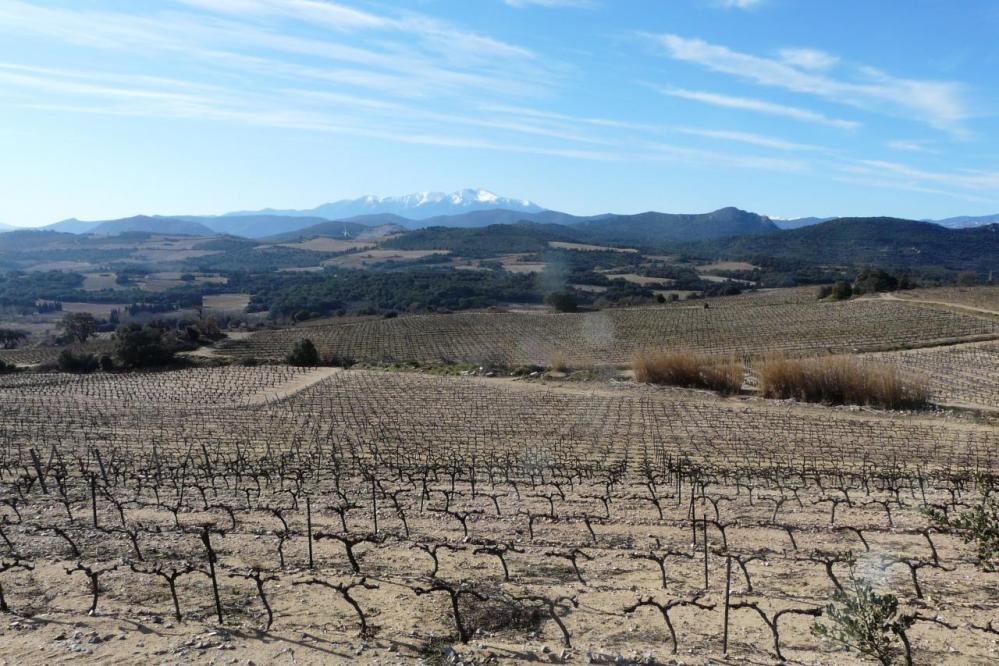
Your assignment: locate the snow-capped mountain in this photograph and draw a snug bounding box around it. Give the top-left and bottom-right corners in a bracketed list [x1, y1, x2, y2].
[223, 188, 544, 221]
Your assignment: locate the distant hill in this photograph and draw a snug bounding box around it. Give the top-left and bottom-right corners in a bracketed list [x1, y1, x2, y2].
[88, 216, 214, 236]
[224, 188, 544, 221]
[772, 217, 834, 230]
[704, 217, 999, 270]
[571, 207, 778, 244]
[0, 229, 79, 250]
[931, 213, 999, 229]
[261, 218, 404, 244]
[381, 223, 576, 258]
[193, 215, 334, 238]
[42, 216, 214, 236]
[45, 218, 102, 233]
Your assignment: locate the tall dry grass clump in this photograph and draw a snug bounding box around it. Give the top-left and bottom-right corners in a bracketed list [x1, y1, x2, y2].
[546, 352, 572, 373]
[756, 354, 928, 409]
[633, 351, 744, 395]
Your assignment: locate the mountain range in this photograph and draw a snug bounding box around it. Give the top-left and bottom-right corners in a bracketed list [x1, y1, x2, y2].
[8, 188, 999, 240]
[223, 188, 542, 221]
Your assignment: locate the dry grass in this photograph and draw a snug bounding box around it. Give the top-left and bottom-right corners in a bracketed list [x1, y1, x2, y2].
[547, 352, 571, 373]
[633, 350, 744, 394]
[756, 354, 928, 409]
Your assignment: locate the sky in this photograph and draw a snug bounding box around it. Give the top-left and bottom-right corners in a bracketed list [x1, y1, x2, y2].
[1, 0, 998, 227]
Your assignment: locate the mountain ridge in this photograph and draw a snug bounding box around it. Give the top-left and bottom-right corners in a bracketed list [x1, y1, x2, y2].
[224, 188, 543, 221]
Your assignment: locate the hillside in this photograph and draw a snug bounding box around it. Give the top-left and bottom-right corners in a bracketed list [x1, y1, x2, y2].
[88, 216, 214, 236]
[261, 219, 403, 244]
[380, 222, 576, 258]
[705, 217, 999, 270]
[933, 213, 999, 229]
[194, 215, 334, 238]
[571, 207, 778, 244]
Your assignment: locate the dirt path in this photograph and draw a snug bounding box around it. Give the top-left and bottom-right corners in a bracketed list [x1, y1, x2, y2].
[244, 366, 340, 405]
[880, 291, 999, 317]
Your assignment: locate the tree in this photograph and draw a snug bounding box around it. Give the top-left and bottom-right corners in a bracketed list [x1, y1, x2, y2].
[286, 338, 320, 367]
[58, 313, 97, 344]
[853, 268, 898, 295]
[114, 323, 177, 368]
[0, 328, 27, 350]
[545, 291, 578, 313]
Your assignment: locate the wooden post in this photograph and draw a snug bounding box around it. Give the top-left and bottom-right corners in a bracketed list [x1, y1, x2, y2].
[306, 495, 314, 569]
[90, 475, 98, 528]
[371, 476, 378, 534]
[723, 555, 732, 654]
[702, 516, 709, 590]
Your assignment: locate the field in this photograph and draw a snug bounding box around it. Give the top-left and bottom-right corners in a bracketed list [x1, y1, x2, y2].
[864, 340, 999, 412]
[1, 286, 998, 665]
[217, 297, 999, 366]
[0, 366, 997, 664]
[891, 285, 999, 314]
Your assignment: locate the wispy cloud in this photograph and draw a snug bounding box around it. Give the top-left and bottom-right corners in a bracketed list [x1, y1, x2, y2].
[677, 128, 826, 152]
[713, 0, 764, 9]
[0, 1, 550, 100]
[504, 0, 597, 8]
[778, 48, 839, 71]
[650, 85, 859, 129]
[651, 34, 968, 134]
[886, 139, 936, 153]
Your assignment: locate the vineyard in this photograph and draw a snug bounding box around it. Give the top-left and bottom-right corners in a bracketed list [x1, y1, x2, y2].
[217, 298, 999, 366]
[0, 367, 997, 663]
[864, 341, 999, 412]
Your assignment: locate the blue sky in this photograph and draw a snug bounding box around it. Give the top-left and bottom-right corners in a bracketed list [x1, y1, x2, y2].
[1, 0, 998, 226]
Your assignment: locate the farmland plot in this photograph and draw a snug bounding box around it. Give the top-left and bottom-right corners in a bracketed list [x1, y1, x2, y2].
[219, 298, 999, 366]
[0, 367, 997, 663]
[864, 340, 999, 411]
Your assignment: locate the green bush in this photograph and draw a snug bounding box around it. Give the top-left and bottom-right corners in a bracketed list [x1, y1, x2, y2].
[57, 349, 99, 373]
[115, 323, 179, 368]
[287, 339, 320, 367]
[545, 291, 578, 313]
[924, 490, 999, 571]
[813, 568, 914, 665]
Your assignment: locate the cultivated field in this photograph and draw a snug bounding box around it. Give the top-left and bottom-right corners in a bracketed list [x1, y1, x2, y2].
[0, 368, 996, 664]
[864, 340, 999, 412]
[218, 297, 999, 366]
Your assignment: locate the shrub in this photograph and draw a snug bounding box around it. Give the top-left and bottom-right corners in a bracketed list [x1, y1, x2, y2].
[287, 339, 320, 367]
[756, 355, 927, 409]
[819, 281, 853, 301]
[813, 569, 914, 665]
[547, 352, 571, 373]
[324, 353, 355, 368]
[0, 358, 18, 373]
[115, 323, 178, 368]
[98, 354, 114, 372]
[57, 349, 99, 373]
[957, 270, 979, 286]
[0, 328, 27, 350]
[545, 291, 578, 313]
[633, 351, 744, 394]
[924, 491, 999, 571]
[853, 268, 898, 295]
